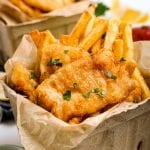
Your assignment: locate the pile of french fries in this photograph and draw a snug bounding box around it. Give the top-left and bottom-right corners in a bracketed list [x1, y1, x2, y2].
[9, 0, 81, 18]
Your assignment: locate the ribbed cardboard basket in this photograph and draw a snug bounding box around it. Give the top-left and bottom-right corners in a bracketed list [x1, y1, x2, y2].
[73, 100, 150, 150]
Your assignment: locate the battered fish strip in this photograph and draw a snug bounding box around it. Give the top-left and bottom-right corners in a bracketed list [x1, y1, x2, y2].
[36, 56, 137, 122]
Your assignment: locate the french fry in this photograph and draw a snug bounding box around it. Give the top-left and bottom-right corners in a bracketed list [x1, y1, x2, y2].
[121, 23, 150, 99]
[82, 5, 96, 38]
[29, 30, 42, 48]
[91, 39, 102, 54]
[10, 0, 42, 18]
[60, 8, 92, 46]
[39, 30, 57, 46]
[30, 30, 57, 51]
[30, 30, 57, 74]
[70, 10, 92, 39]
[82, 15, 96, 39]
[60, 35, 78, 47]
[120, 23, 134, 59]
[112, 39, 124, 61]
[23, 0, 64, 12]
[104, 19, 119, 50]
[93, 17, 102, 28]
[79, 18, 108, 51]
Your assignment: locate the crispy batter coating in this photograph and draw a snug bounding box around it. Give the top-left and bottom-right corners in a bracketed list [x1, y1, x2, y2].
[10, 63, 38, 103]
[36, 54, 139, 122]
[39, 43, 89, 82]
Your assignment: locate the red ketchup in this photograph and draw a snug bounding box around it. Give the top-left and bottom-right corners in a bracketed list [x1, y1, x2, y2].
[132, 26, 150, 41]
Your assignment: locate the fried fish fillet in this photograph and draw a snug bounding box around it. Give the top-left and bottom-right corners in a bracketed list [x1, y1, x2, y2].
[39, 43, 89, 82]
[10, 63, 38, 103]
[36, 54, 139, 122]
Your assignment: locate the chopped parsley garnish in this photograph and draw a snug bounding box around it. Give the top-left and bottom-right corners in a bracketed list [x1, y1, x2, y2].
[111, 75, 117, 80]
[73, 83, 78, 88]
[103, 70, 117, 80]
[92, 88, 106, 97]
[92, 88, 100, 93]
[83, 91, 91, 98]
[95, 3, 109, 17]
[83, 88, 106, 98]
[63, 90, 71, 101]
[97, 89, 106, 98]
[47, 58, 62, 67]
[64, 50, 69, 54]
[29, 72, 37, 80]
[120, 57, 126, 62]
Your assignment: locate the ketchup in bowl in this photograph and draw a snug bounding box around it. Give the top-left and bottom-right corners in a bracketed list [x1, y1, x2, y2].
[132, 26, 150, 41]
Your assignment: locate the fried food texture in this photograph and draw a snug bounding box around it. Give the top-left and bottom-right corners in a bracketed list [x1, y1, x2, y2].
[10, 63, 38, 103]
[10, 7, 150, 124]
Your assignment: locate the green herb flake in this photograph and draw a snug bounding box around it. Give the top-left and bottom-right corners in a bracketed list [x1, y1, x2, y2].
[63, 90, 71, 101]
[47, 57, 53, 66]
[47, 58, 63, 67]
[95, 2, 109, 17]
[120, 57, 126, 62]
[97, 89, 106, 98]
[64, 50, 69, 54]
[92, 88, 100, 93]
[29, 72, 37, 80]
[53, 59, 63, 66]
[103, 70, 117, 80]
[83, 91, 91, 98]
[73, 83, 78, 88]
[92, 88, 106, 98]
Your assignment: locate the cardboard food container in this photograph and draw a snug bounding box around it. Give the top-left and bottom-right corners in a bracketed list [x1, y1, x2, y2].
[0, 1, 90, 64]
[1, 34, 150, 150]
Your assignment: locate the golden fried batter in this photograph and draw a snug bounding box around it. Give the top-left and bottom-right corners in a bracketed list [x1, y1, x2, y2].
[10, 63, 38, 103]
[36, 53, 139, 122]
[39, 43, 89, 82]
